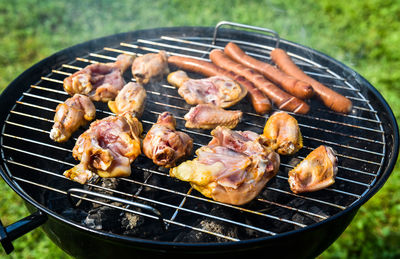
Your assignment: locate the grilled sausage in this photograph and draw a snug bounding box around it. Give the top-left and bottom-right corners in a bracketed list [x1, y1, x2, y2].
[224, 42, 314, 100]
[270, 48, 352, 114]
[168, 56, 271, 114]
[209, 49, 309, 114]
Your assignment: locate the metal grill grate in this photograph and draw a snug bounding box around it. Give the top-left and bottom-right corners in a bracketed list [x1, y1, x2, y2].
[0, 28, 386, 242]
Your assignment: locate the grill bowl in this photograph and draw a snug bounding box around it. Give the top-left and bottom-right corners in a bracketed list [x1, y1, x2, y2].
[0, 25, 398, 258]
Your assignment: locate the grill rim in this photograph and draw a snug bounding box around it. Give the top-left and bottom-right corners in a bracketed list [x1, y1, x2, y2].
[0, 25, 399, 250]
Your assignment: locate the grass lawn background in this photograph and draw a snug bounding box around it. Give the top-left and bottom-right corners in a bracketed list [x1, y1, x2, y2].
[1, 0, 399, 258]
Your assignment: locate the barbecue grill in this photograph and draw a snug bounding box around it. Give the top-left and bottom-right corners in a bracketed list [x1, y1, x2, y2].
[0, 22, 398, 258]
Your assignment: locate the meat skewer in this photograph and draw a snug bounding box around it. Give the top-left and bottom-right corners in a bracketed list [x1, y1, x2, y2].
[210, 49, 309, 114]
[168, 56, 271, 114]
[50, 94, 96, 143]
[184, 104, 243, 129]
[167, 70, 247, 108]
[143, 112, 193, 168]
[270, 48, 352, 114]
[224, 42, 314, 100]
[63, 54, 134, 102]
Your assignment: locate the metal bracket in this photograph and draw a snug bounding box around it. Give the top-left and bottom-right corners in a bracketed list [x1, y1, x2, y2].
[212, 21, 280, 48]
[67, 188, 166, 231]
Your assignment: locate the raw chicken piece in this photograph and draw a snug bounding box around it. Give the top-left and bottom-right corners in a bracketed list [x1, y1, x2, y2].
[288, 145, 338, 193]
[50, 94, 96, 143]
[131, 51, 169, 84]
[167, 70, 247, 108]
[63, 54, 134, 102]
[184, 104, 242, 129]
[170, 126, 280, 205]
[143, 112, 193, 168]
[108, 82, 147, 117]
[64, 113, 142, 184]
[263, 111, 303, 155]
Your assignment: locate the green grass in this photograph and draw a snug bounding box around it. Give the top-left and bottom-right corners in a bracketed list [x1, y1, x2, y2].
[1, 0, 399, 258]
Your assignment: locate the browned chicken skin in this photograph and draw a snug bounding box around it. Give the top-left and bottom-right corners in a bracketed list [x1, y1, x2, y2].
[170, 126, 280, 205]
[64, 113, 142, 184]
[167, 70, 247, 108]
[143, 112, 193, 168]
[50, 94, 96, 143]
[288, 145, 338, 193]
[263, 111, 303, 155]
[63, 54, 134, 102]
[108, 82, 147, 117]
[184, 104, 242, 129]
[131, 51, 169, 84]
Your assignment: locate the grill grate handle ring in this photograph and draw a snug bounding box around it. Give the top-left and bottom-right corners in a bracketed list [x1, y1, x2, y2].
[212, 21, 281, 48]
[66, 188, 166, 231]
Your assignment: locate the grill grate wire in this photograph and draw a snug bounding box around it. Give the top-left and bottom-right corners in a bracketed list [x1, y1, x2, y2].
[0, 34, 386, 242]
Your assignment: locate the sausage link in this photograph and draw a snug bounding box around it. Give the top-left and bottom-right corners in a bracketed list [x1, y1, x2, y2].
[168, 56, 222, 77]
[168, 56, 271, 114]
[270, 48, 352, 114]
[225, 42, 314, 99]
[209, 49, 309, 114]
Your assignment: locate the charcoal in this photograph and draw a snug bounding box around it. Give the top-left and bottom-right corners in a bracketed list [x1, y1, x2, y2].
[84, 202, 122, 231]
[173, 207, 239, 243]
[121, 210, 164, 239]
[61, 208, 88, 222]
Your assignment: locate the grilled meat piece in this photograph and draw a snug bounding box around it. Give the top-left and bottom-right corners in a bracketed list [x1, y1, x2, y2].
[184, 104, 242, 129]
[170, 126, 280, 205]
[143, 112, 193, 168]
[63, 54, 134, 102]
[263, 111, 303, 155]
[288, 145, 338, 193]
[167, 70, 247, 108]
[108, 82, 147, 118]
[64, 113, 142, 184]
[50, 94, 96, 143]
[131, 51, 169, 84]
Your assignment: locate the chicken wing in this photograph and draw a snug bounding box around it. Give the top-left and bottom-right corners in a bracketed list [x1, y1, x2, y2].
[131, 51, 169, 84]
[50, 94, 96, 143]
[170, 126, 280, 205]
[108, 82, 147, 117]
[288, 145, 338, 193]
[184, 104, 242, 129]
[64, 113, 143, 184]
[63, 54, 134, 102]
[263, 111, 303, 155]
[143, 112, 193, 168]
[167, 70, 247, 108]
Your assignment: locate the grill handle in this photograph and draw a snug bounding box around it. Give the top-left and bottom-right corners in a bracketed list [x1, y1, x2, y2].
[212, 21, 280, 48]
[67, 188, 166, 231]
[0, 210, 47, 254]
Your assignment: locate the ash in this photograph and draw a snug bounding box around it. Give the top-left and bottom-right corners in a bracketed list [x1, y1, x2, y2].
[173, 207, 239, 243]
